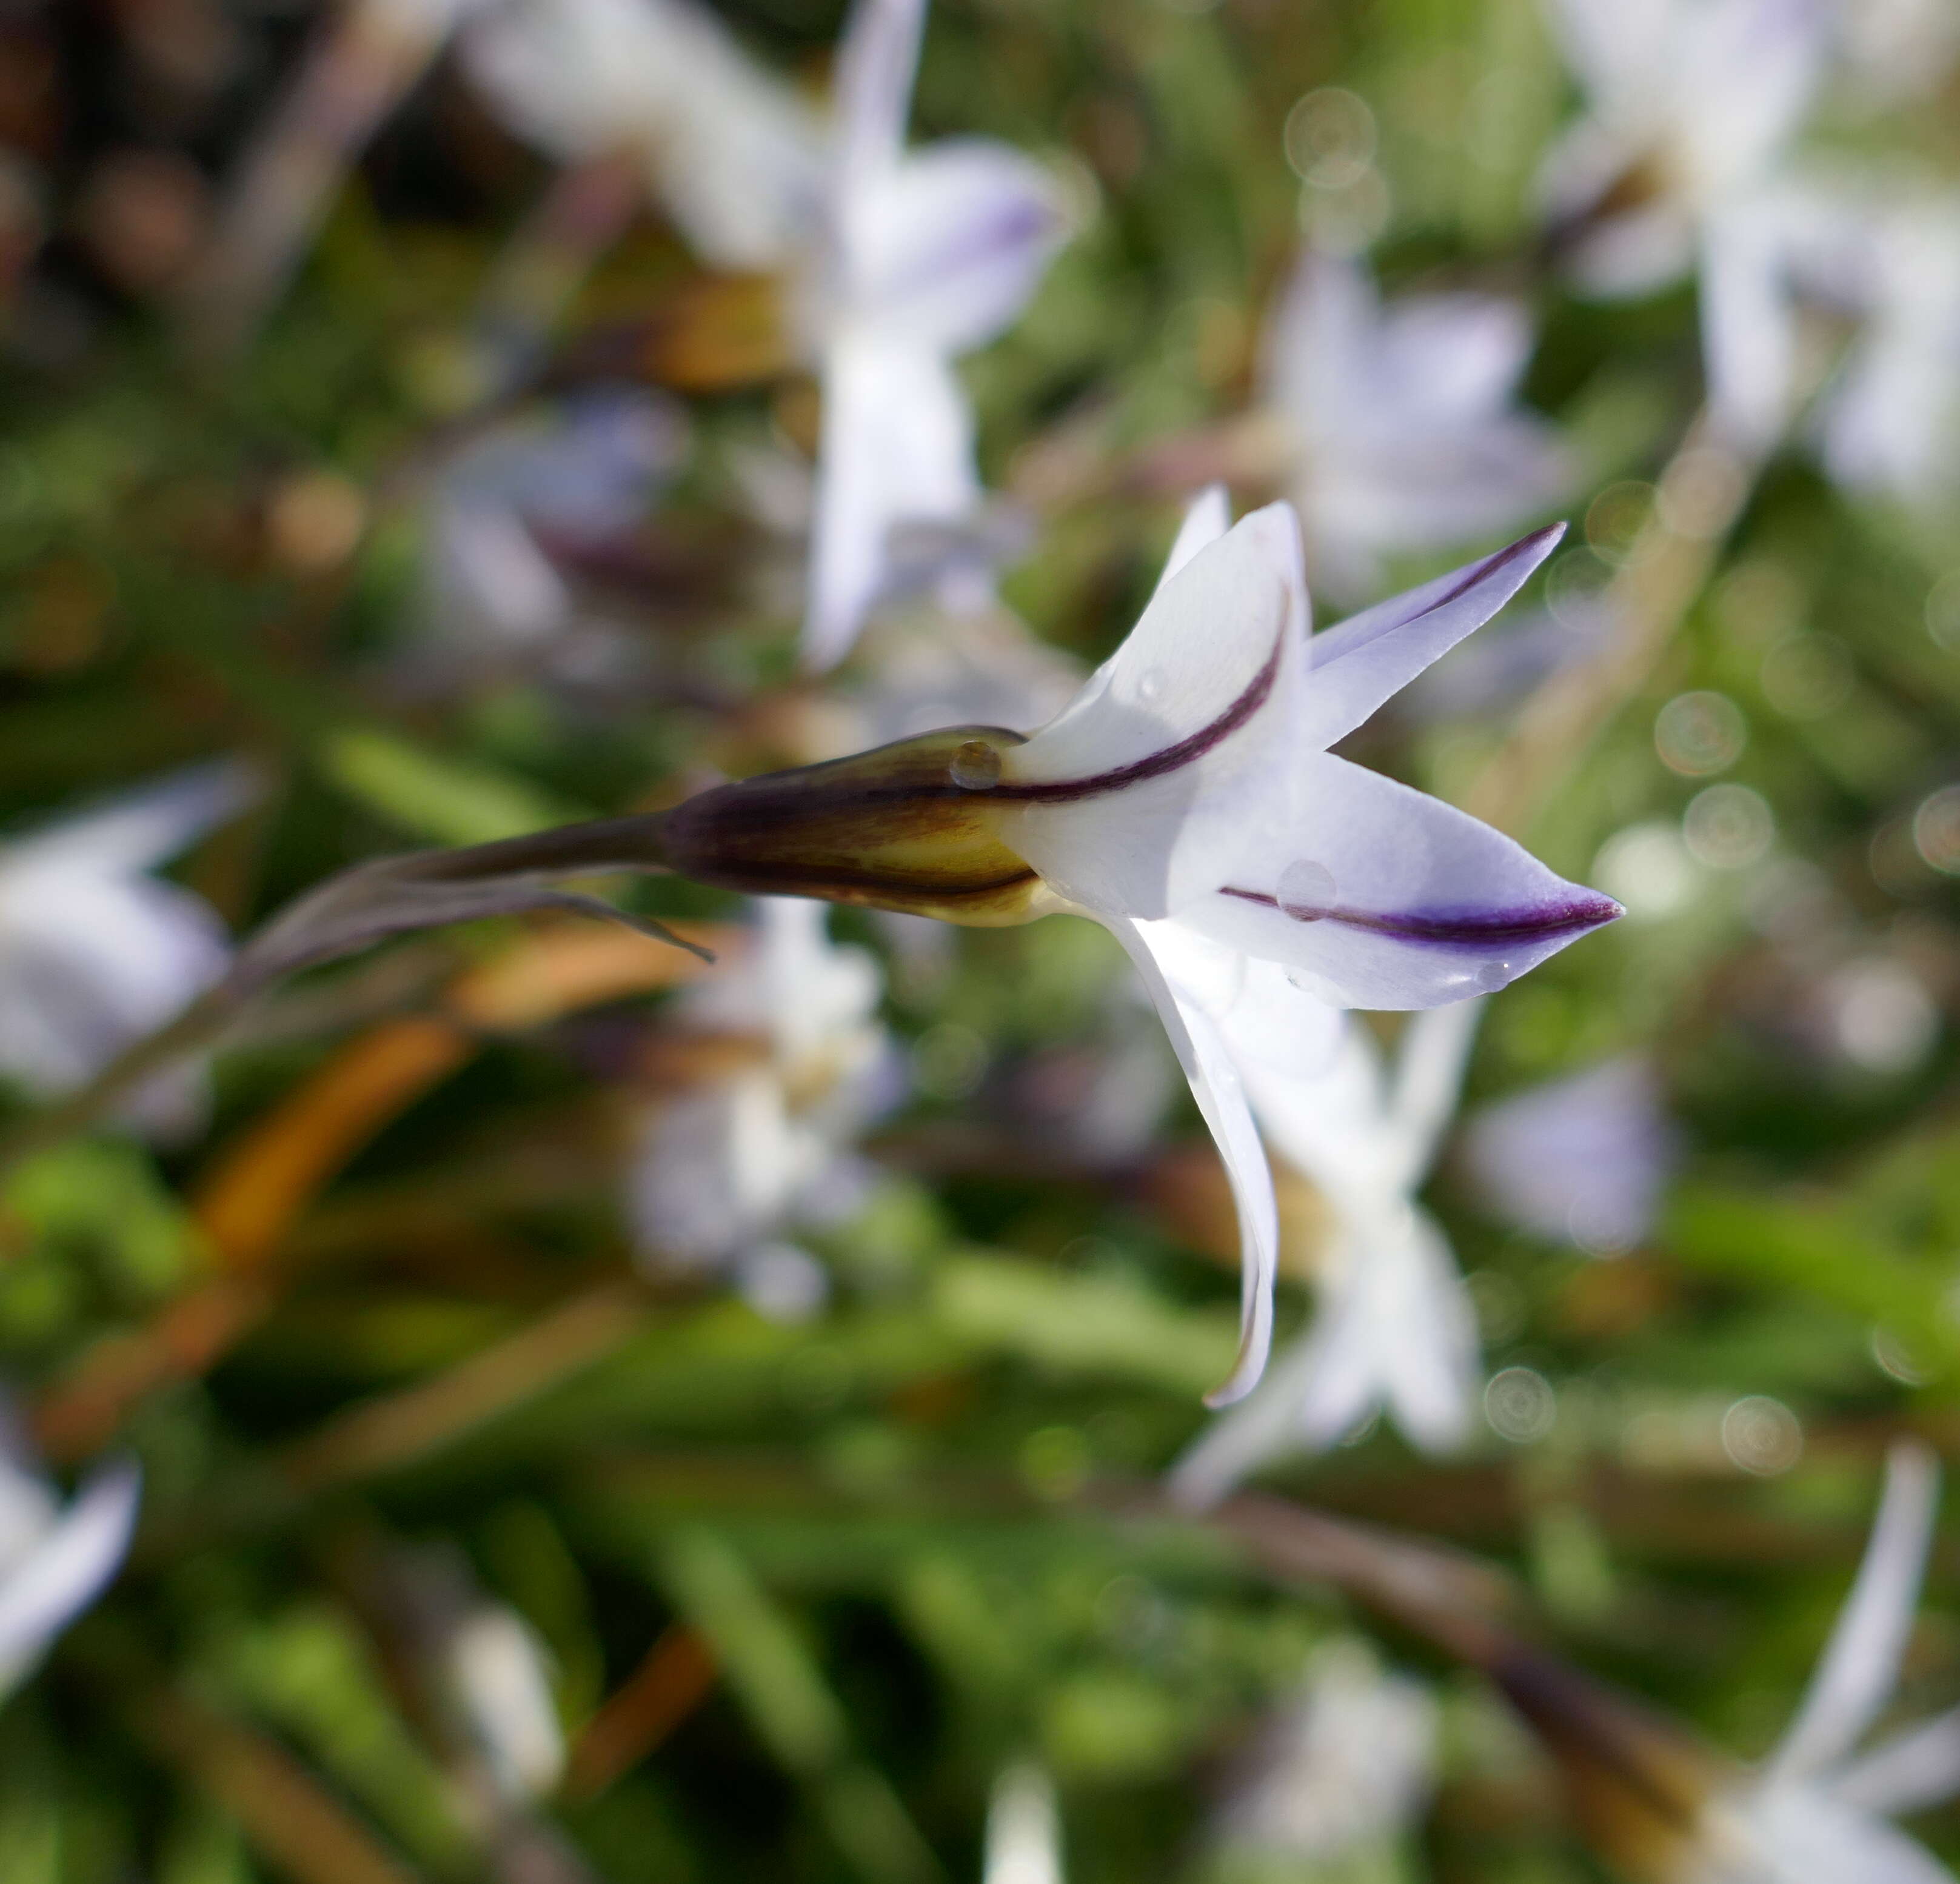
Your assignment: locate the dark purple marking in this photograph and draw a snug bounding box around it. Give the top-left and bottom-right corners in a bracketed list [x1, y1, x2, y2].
[1313, 525, 1561, 661]
[992, 631, 1286, 806]
[1220, 884, 1622, 947]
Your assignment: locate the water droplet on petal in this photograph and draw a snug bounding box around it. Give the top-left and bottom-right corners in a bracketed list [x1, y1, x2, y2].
[1277, 860, 1337, 921]
[949, 739, 1002, 790]
[1476, 960, 1512, 993]
[1137, 666, 1167, 704]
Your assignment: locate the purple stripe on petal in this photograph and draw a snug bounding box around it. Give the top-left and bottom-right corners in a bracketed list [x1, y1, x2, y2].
[1220, 884, 1623, 947]
[897, 196, 1060, 297]
[996, 632, 1286, 805]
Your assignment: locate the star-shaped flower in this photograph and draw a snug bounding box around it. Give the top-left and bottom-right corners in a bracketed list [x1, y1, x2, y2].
[1542, 0, 1831, 442]
[797, 0, 1071, 669]
[239, 494, 1619, 1401]
[1499, 1442, 1960, 1884]
[463, 0, 826, 272]
[1257, 252, 1570, 601]
[0, 764, 253, 1132]
[627, 897, 898, 1318]
[1168, 995, 1485, 1502]
[1463, 1054, 1680, 1256]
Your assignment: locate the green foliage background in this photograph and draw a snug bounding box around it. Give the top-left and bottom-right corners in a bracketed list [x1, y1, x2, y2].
[1, 1, 1958, 1879]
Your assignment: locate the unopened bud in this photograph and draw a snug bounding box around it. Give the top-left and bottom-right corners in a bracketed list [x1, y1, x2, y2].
[655, 725, 1060, 926]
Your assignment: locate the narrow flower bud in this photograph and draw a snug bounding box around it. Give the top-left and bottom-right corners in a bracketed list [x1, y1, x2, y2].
[654, 725, 1062, 925]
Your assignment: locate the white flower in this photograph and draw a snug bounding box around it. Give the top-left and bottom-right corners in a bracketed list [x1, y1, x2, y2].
[1214, 1638, 1439, 1868]
[1257, 252, 1569, 601]
[1811, 196, 1960, 505]
[0, 1403, 140, 1697]
[1691, 1441, 1960, 1884]
[983, 1762, 1064, 1884]
[627, 897, 897, 1306]
[0, 764, 252, 1130]
[1463, 1054, 1679, 1256]
[444, 1603, 566, 1802]
[461, 0, 826, 272]
[420, 390, 687, 663]
[1542, 0, 1830, 441]
[659, 488, 1621, 1400]
[798, 0, 1070, 670]
[1166, 998, 1484, 1503]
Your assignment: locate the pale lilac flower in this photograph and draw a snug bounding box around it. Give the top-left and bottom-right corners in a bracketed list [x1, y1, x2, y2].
[1166, 998, 1484, 1502]
[983, 1763, 1064, 1884]
[1463, 1055, 1680, 1256]
[628, 897, 898, 1311]
[1213, 1638, 1439, 1870]
[461, 0, 826, 272]
[1542, 0, 1831, 441]
[1813, 198, 1960, 505]
[420, 390, 687, 666]
[0, 1403, 139, 1697]
[1257, 253, 1569, 601]
[1690, 1441, 1960, 1883]
[0, 764, 253, 1131]
[797, 0, 1070, 669]
[970, 488, 1616, 1399]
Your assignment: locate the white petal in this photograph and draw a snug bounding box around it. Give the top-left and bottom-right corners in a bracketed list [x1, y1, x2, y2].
[1386, 999, 1484, 1177]
[0, 874, 232, 1097]
[1772, 1440, 1942, 1784]
[630, 1075, 797, 1268]
[447, 1606, 566, 1800]
[1701, 205, 1802, 448]
[1373, 295, 1536, 426]
[849, 142, 1066, 353]
[802, 338, 977, 670]
[1260, 252, 1374, 444]
[1179, 752, 1621, 1010]
[1169, 1206, 1477, 1500]
[0, 1462, 140, 1697]
[1835, 1706, 1960, 1820]
[1739, 1782, 1958, 1884]
[983, 1763, 1063, 1884]
[463, 0, 823, 270]
[1142, 923, 1345, 1086]
[997, 503, 1307, 920]
[1156, 485, 1233, 594]
[1679, 0, 1827, 196]
[1463, 1056, 1677, 1254]
[1295, 526, 1564, 752]
[1548, 0, 1676, 110]
[833, 0, 926, 192]
[9, 761, 259, 878]
[1288, 1209, 1476, 1455]
[1115, 917, 1277, 1406]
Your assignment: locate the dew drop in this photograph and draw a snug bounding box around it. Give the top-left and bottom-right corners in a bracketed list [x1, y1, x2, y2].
[1475, 960, 1512, 993]
[1276, 859, 1337, 921]
[1136, 666, 1167, 704]
[948, 738, 1002, 790]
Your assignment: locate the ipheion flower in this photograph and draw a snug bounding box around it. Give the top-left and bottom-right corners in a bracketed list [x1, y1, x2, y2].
[232, 490, 1621, 1404]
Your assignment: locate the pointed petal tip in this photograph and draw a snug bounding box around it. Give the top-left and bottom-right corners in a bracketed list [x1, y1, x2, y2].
[1203, 1312, 1273, 1409]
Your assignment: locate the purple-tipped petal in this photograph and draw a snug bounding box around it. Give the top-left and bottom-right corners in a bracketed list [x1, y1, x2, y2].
[1296, 525, 1565, 752]
[1182, 752, 1621, 1010]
